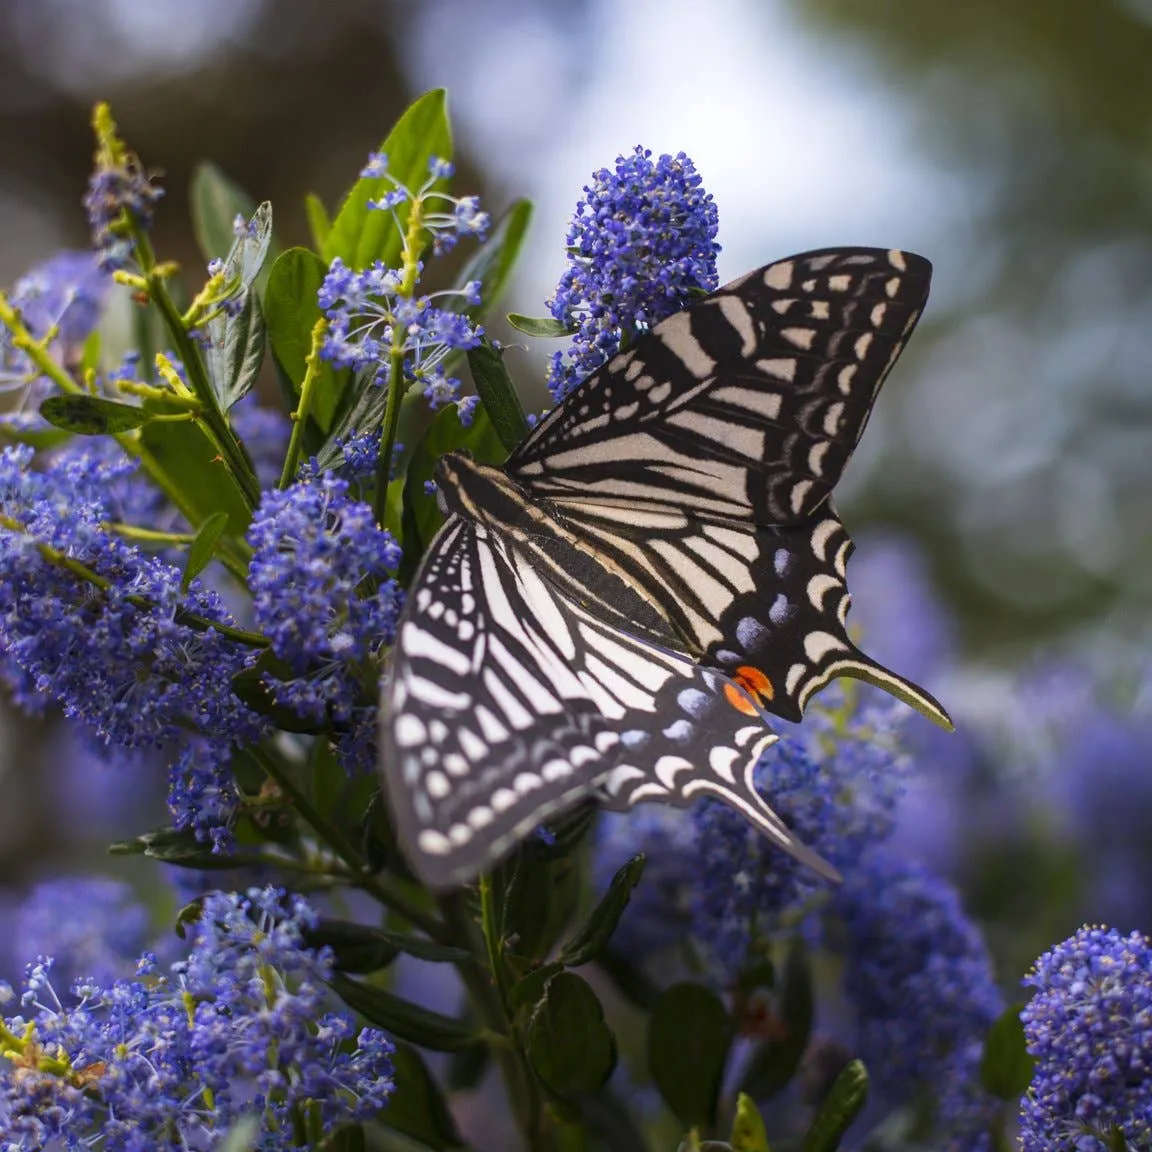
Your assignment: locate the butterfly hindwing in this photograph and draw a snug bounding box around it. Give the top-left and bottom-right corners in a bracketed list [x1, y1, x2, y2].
[510, 248, 931, 526]
[383, 514, 834, 888]
[540, 495, 951, 727]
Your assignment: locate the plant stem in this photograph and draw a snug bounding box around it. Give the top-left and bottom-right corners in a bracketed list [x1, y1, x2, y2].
[279, 319, 327, 488]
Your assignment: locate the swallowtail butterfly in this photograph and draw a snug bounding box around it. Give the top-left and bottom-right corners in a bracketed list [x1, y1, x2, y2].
[382, 247, 951, 890]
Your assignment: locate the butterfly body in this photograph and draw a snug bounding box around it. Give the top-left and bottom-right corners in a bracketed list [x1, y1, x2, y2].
[382, 247, 950, 890]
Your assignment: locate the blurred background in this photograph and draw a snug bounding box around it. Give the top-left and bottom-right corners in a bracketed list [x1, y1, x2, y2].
[1, 0, 1150, 983]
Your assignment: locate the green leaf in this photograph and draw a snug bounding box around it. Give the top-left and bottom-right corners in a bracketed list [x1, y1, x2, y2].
[731, 1093, 771, 1152]
[140, 411, 253, 536]
[507, 313, 575, 338]
[182, 510, 230, 591]
[468, 339, 529, 452]
[216, 1116, 260, 1152]
[305, 192, 332, 253]
[980, 1002, 1035, 1100]
[40, 394, 152, 434]
[225, 201, 275, 292]
[306, 919, 470, 972]
[524, 972, 616, 1096]
[556, 854, 645, 968]
[380, 1043, 465, 1151]
[204, 290, 266, 412]
[190, 162, 257, 265]
[447, 1037, 490, 1092]
[329, 972, 480, 1052]
[0, 421, 71, 451]
[109, 827, 242, 868]
[325, 89, 452, 270]
[406, 401, 506, 553]
[501, 844, 581, 966]
[451, 199, 533, 318]
[739, 939, 814, 1101]
[508, 964, 564, 1016]
[802, 1060, 868, 1152]
[265, 247, 326, 388]
[322, 1126, 365, 1152]
[649, 983, 732, 1129]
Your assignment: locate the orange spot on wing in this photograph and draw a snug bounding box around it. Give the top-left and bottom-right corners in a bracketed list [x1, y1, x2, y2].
[724, 682, 760, 716]
[735, 665, 775, 703]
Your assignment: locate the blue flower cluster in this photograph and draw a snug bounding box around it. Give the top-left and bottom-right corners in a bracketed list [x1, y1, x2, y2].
[546, 146, 720, 401]
[9, 877, 152, 989]
[690, 694, 913, 974]
[319, 258, 483, 408]
[0, 251, 107, 399]
[0, 887, 396, 1150]
[247, 471, 404, 732]
[1020, 924, 1152, 1149]
[318, 154, 488, 409]
[833, 852, 1004, 1144]
[83, 151, 163, 272]
[0, 443, 265, 751]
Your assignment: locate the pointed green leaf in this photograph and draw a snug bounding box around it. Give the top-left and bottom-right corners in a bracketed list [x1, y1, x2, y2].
[507, 313, 575, 338]
[524, 972, 616, 1096]
[468, 340, 528, 452]
[802, 1060, 868, 1152]
[40, 394, 152, 434]
[731, 1093, 771, 1152]
[330, 973, 479, 1052]
[139, 420, 252, 535]
[305, 192, 332, 253]
[325, 89, 452, 270]
[204, 290, 266, 411]
[739, 939, 814, 1101]
[980, 1002, 1035, 1100]
[109, 827, 240, 868]
[508, 964, 564, 1016]
[451, 199, 533, 318]
[225, 201, 274, 291]
[556, 854, 645, 968]
[182, 510, 230, 591]
[190, 162, 257, 265]
[381, 1043, 465, 1151]
[649, 983, 732, 1129]
[263, 246, 347, 434]
[306, 919, 469, 972]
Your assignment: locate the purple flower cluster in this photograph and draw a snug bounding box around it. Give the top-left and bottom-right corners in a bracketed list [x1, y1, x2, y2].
[318, 258, 483, 407]
[318, 153, 489, 409]
[546, 146, 720, 401]
[0, 443, 264, 752]
[247, 471, 403, 731]
[1020, 925, 1152, 1149]
[832, 852, 1004, 1145]
[83, 151, 164, 271]
[0, 887, 396, 1150]
[9, 877, 151, 989]
[690, 694, 913, 973]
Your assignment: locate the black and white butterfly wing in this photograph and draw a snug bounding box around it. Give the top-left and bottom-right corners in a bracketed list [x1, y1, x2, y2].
[382, 515, 833, 889]
[538, 496, 951, 727]
[510, 248, 930, 526]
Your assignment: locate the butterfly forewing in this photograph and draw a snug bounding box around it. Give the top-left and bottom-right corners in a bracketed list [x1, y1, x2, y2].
[509, 248, 931, 526]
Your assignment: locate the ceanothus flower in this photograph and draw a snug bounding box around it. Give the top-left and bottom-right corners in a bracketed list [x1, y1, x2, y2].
[546, 146, 720, 401]
[832, 851, 1003, 1146]
[0, 250, 107, 398]
[317, 154, 488, 409]
[0, 443, 265, 751]
[83, 128, 164, 271]
[1020, 925, 1152, 1150]
[0, 887, 395, 1150]
[247, 471, 403, 729]
[11, 878, 151, 989]
[318, 258, 483, 408]
[690, 692, 913, 974]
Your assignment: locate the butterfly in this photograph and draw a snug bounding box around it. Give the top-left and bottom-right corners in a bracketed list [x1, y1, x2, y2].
[380, 247, 951, 891]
